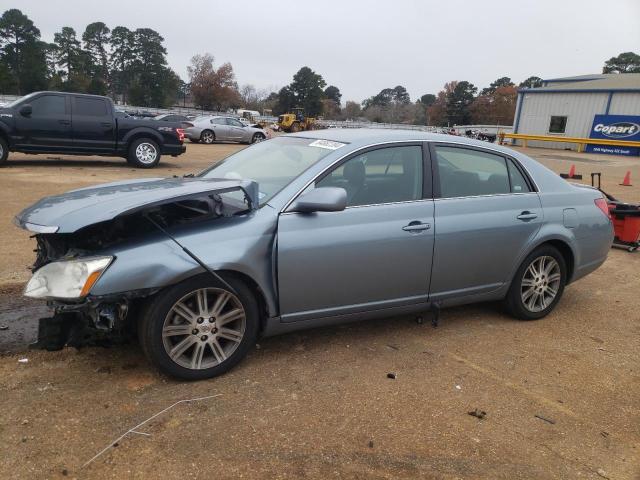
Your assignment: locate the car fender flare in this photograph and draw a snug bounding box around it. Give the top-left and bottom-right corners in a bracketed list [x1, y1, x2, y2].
[507, 228, 579, 286]
[122, 127, 164, 150]
[0, 122, 12, 148]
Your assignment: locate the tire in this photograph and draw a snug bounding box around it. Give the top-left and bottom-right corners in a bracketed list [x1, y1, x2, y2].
[290, 122, 300, 133]
[251, 132, 265, 144]
[189, 138, 200, 144]
[0, 136, 8, 166]
[138, 273, 259, 380]
[200, 130, 215, 144]
[504, 245, 567, 320]
[128, 138, 161, 168]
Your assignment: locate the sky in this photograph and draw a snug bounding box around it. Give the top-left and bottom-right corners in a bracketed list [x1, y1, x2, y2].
[9, 0, 640, 103]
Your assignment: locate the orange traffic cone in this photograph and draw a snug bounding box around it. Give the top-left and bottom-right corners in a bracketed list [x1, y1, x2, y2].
[620, 171, 632, 186]
[560, 164, 582, 180]
[568, 164, 576, 178]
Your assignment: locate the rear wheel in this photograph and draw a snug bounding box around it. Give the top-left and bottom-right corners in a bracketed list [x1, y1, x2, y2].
[0, 137, 8, 166]
[139, 274, 259, 380]
[290, 122, 300, 133]
[200, 130, 215, 144]
[128, 138, 161, 168]
[504, 245, 567, 320]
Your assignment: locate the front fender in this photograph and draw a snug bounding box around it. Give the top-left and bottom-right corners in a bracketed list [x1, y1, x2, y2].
[91, 210, 279, 316]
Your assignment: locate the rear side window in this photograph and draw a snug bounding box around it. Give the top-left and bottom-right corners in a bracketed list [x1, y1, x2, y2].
[210, 118, 226, 125]
[30, 95, 66, 116]
[317, 145, 423, 207]
[74, 97, 108, 116]
[507, 159, 532, 193]
[435, 146, 510, 198]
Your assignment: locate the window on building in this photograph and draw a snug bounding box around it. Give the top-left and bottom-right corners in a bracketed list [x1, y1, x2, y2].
[548, 116, 567, 134]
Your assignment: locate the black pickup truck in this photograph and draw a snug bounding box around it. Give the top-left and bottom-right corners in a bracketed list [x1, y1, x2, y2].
[0, 91, 186, 168]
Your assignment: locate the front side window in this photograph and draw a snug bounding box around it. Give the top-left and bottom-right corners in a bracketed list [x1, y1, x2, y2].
[316, 145, 423, 207]
[226, 118, 244, 127]
[74, 97, 108, 117]
[30, 95, 66, 116]
[435, 146, 510, 198]
[549, 116, 567, 134]
[199, 136, 343, 204]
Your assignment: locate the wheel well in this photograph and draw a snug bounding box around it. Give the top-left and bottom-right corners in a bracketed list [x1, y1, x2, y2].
[218, 270, 270, 332]
[201, 129, 214, 137]
[126, 132, 160, 152]
[543, 240, 575, 282]
[0, 129, 9, 147]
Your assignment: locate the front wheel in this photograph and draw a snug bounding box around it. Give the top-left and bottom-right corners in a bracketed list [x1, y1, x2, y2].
[128, 138, 161, 168]
[0, 136, 8, 166]
[251, 133, 265, 144]
[504, 245, 567, 320]
[138, 274, 259, 380]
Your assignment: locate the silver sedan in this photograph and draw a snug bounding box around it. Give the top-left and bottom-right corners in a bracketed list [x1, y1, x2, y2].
[15, 130, 613, 380]
[184, 115, 267, 144]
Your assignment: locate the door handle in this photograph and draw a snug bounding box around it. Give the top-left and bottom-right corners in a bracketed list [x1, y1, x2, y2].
[100, 122, 112, 127]
[402, 221, 431, 232]
[58, 119, 71, 125]
[517, 211, 538, 221]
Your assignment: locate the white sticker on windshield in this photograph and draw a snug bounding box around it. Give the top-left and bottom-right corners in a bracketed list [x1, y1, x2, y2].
[308, 139, 346, 150]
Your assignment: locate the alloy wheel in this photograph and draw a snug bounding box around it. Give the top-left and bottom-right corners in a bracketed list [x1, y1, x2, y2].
[135, 142, 158, 164]
[162, 288, 246, 370]
[520, 255, 561, 313]
[201, 131, 214, 144]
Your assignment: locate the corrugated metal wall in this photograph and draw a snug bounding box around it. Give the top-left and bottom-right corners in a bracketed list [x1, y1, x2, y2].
[609, 92, 640, 115]
[516, 92, 608, 150]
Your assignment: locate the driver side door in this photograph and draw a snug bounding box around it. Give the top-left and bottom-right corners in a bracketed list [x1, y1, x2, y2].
[277, 143, 435, 323]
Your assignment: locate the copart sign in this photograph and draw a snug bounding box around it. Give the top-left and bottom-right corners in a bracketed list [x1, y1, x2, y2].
[587, 114, 640, 156]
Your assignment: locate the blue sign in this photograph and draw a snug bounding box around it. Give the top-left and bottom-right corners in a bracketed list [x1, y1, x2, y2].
[586, 114, 640, 156]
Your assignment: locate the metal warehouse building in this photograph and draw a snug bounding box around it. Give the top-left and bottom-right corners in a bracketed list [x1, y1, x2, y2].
[512, 74, 640, 155]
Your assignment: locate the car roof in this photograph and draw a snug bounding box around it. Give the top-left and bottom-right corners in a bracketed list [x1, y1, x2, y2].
[287, 128, 516, 153]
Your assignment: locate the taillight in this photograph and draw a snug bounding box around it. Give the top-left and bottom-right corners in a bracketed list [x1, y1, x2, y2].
[594, 197, 611, 220]
[176, 128, 185, 142]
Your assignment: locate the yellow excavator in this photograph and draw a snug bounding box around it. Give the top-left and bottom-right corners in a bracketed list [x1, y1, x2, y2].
[277, 108, 316, 133]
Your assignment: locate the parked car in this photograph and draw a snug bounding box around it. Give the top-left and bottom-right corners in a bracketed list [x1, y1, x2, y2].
[15, 130, 613, 379]
[185, 115, 267, 144]
[153, 113, 194, 129]
[0, 92, 186, 168]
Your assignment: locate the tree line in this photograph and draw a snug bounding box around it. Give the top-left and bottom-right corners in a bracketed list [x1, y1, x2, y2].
[0, 8, 180, 106]
[1, 8, 637, 124]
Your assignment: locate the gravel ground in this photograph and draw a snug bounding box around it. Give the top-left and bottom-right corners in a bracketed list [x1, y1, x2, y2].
[0, 141, 638, 479]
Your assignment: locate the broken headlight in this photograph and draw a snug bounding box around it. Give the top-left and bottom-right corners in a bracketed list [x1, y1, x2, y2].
[24, 256, 113, 299]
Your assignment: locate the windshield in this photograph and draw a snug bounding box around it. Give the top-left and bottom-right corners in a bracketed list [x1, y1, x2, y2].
[6, 92, 38, 108]
[199, 136, 346, 204]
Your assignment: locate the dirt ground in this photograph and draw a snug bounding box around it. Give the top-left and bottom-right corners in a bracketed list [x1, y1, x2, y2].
[0, 140, 639, 479]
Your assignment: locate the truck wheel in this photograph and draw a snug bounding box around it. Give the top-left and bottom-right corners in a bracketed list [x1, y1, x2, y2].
[290, 122, 301, 133]
[128, 138, 161, 168]
[138, 273, 259, 380]
[0, 137, 8, 166]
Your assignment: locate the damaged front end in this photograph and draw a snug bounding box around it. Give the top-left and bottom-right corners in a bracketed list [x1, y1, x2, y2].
[16, 177, 259, 350]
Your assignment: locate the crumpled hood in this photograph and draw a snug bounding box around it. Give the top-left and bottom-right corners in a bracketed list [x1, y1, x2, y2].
[15, 176, 259, 233]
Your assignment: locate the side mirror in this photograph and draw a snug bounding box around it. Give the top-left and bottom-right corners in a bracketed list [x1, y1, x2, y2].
[289, 187, 347, 213]
[19, 104, 32, 116]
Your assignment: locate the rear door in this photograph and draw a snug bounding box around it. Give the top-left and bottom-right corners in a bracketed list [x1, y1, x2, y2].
[14, 93, 72, 149]
[70, 96, 115, 152]
[277, 143, 435, 322]
[429, 143, 542, 301]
